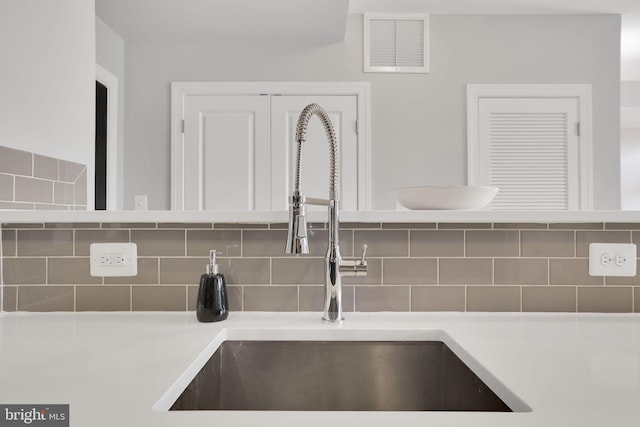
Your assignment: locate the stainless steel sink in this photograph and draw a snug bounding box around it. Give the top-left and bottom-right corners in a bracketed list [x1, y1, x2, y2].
[170, 340, 512, 412]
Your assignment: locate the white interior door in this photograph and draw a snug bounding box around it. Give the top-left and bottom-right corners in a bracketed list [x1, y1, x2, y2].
[271, 96, 359, 211]
[183, 95, 270, 210]
[476, 97, 580, 210]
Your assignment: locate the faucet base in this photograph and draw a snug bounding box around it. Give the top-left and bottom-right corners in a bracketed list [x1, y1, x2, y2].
[321, 316, 344, 325]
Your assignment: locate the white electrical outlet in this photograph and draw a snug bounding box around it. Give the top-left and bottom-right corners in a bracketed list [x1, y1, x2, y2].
[589, 243, 637, 277]
[90, 243, 138, 277]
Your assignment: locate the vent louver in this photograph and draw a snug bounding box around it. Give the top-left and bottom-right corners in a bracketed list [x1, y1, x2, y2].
[364, 14, 429, 73]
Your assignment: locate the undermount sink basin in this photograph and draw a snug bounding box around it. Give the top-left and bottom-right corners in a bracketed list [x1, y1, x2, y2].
[165, 338, 519, 412]
[395, 185, 499, 210]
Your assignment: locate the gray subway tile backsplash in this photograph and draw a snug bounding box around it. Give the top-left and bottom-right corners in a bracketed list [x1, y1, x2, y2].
[354, 286, 410, 312]
[575, 230, 632, 257]
[382, 258, 437, 285]
[466, 230, 519, 257]
[0, 146, 32, 176]
[439, 258, 493, 285]
[549, 259, 603, 286]
[106, 257, 159, 285]
[75, 229, 130, 256]
[0, 174, 13, 201]
[76, 286, 131, 311]
[18, 286, 75, 311]
[53, 182, 75, 205]
[221, 258, 271, 285]
[48, 257, 101, 285]
[494, 258, 548, 286]
[1, 230, 16, 257]
[159, 257, 208, 285]
[521, 231, 575, 257]
[58, 160, 85, 183]
[0, 146, 86, 211]
[411, 286, 466, 311]
[15, 176, 53, 203]
[578, 287, 633, 313]
[132, 229, 186, 256]
[410, 230, 464, 257]
[243, 286, 298, 312]
[354, 230, 409, 257]
[2, 257, 47, 285]
[186, 229, 242, 257]
[3, 221, 640, 313]
[2, 286, 17, 312]
[272, 257, 324, 285]
[33, 155, 59, 181]
[522, 286, 576, 312]
[467, 286, 521, 312]
[17, 229, 73, 256]
[132, 286, 186, 311]
[241, 230, 288, 257]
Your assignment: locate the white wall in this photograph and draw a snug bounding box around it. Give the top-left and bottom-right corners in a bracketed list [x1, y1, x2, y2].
[621, 128, 640, 209]
[96, 17, 125, 209]
[124, 14, 620, 210]
[621, 81, 640, 210]
[0, 0, 95, 208]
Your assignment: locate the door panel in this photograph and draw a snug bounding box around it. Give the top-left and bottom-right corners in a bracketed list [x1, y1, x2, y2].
[182, 94, 360, 211]
[477, 97, 579, 210]
[271, 96, 359, 211]
[183, 96, 270, 210]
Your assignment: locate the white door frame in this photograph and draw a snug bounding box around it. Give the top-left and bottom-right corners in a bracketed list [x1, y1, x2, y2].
[95, 64, 119, 210]
[170, 82, 371, 211]
[467, 84, 593, 210]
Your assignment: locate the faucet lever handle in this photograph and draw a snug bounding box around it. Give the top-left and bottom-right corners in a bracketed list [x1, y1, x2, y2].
[359, 244, 368, 265]
[340, 244, 369, 277]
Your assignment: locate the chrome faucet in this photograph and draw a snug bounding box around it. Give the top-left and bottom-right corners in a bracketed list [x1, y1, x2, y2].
[285, 103, 368, 323]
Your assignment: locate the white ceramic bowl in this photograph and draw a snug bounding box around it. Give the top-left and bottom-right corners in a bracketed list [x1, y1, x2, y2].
[394, 186, 499, 210]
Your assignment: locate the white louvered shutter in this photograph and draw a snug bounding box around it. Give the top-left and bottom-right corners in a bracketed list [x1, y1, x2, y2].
[365, 14, 429, 73]
[478, 98, 580, 210]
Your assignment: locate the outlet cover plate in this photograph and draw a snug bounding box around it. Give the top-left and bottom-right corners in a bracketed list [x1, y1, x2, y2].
[589, 243, 637, 277]
[90, 243, 138, 277]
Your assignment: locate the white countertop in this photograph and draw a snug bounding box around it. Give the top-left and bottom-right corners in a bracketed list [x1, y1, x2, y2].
[2, 209, 640, 224]
[1, 311, 639, 426]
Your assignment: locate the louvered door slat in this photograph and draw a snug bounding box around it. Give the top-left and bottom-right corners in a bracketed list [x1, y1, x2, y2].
[476, 97, 580, 210]
[490, 111, 568, 210]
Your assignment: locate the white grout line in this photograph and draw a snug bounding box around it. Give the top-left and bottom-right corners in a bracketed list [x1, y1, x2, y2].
[491, 258, 495, 285]
[519, 285, 523, 312]
[463, 230, 467, 257]
[464, 285, 468, 312]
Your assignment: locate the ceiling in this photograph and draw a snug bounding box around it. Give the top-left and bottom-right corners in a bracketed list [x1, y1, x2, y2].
[95, 0, 350, 41]
[95, 0, 640, 78]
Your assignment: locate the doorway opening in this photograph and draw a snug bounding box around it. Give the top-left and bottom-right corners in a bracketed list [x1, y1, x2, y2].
[95, 80, 107, 210]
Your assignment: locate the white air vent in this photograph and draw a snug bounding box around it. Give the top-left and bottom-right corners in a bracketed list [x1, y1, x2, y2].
[364, 14, 429, 73]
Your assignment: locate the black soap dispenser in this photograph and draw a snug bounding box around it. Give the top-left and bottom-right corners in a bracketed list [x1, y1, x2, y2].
[196, 250, 229, 322]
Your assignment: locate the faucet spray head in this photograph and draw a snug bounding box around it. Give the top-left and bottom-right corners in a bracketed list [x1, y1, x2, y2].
[285, 192, 310, 255]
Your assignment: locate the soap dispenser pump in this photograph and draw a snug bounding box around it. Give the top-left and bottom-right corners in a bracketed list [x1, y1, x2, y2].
[196, 250, 229, 322]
